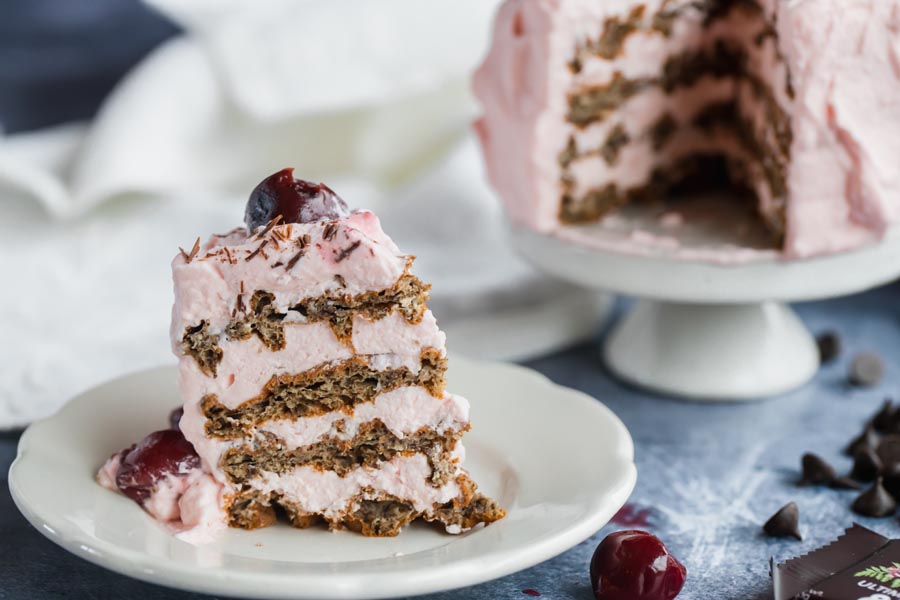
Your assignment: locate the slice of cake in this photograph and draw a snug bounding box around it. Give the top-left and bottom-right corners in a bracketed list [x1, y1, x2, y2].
[473, 0, 900, 258]
[97, 169, 504, 540]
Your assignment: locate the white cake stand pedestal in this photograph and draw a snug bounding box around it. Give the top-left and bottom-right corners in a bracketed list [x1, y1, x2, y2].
[509, 197, 900, 401]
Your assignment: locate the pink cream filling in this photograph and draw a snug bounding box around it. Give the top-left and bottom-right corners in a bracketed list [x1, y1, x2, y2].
[247, 449, 465, 517]
[257, 386, 469, 449]
[177, 310, 446, 411]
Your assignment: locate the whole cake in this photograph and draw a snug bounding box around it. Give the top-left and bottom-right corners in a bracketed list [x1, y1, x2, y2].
[97, 169, 505, 540]
[473, 0, 900, 258]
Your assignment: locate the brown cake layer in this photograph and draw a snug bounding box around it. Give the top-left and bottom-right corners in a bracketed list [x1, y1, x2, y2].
[221, 420, 467, 485]
[181, 273, 430, 374]
[202, 348, 447, 438]
[226, 474, 506, 537]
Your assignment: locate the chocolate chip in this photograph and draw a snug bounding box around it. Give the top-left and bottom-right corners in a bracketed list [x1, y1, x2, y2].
[816, 331, 841, 363]
[851, 448, 883, 482]
[883, 463, 900, 500]
[845, 423, 878, 457]
[849, 352, 884, 387]
[799, 453, 836, 486]
[851, 477, 897, 517]
[763, 502, 802, 540]
[830, 475, 864, 490]
[872, 399, 896, 433]
[877, 434, 900, 468]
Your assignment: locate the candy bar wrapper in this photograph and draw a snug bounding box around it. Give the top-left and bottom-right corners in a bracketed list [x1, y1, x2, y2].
[772, 524, 900, 599]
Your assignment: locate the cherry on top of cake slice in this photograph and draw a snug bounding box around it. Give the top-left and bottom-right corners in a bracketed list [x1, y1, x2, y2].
[244, 167, 351, 231]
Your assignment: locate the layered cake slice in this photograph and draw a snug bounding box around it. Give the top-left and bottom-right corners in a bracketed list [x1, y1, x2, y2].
[97, 169, 504, 540]
[474, 0, 900, 257]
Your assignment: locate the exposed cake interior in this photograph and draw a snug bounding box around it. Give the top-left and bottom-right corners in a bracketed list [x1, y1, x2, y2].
[557, 0, 792, 239]
[98, 179, 504, 540]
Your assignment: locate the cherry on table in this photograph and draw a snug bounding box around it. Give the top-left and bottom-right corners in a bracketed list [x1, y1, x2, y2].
[244, 168, 350, 231]
[590, 530, 686, 600]
[115, 429, 200, 504]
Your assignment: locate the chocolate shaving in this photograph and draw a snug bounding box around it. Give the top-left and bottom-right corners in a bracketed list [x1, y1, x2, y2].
[334, 274, 346, 287]
[223, 247, 235, 264]
[271, 262, 284, 268]
[179, 237, 202, 263]
[245, 240, 269, 262]
[255, 215, 283, 240]
[336, 241, 362, 263]
[285, 235, 311, 271]
[323, 222, 338, 241]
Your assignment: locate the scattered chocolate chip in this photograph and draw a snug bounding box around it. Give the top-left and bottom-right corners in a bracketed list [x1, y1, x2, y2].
[851, 448, 883, 482]
[883, 463, 900, 500]
[763, 502, 802, 540]
[799, 453, 836, 486]
[849, 352, 885, 387]
[851, 477, 897, 517]
[830, 475, 864, 490]
[872, 399, 896, 433]
[816, 331, 842, 363]
[872, 398, 897, 433]
[877, 434, 900, 468]
[845, 423, 878, 457]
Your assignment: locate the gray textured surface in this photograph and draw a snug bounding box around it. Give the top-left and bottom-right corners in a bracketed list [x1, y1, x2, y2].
[5, 286, 900, 599]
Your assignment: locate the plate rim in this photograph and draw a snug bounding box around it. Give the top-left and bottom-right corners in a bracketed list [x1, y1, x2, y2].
[9, 357, 637, 599]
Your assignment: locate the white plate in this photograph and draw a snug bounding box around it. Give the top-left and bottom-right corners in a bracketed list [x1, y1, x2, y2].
[9, 357, 636, 600]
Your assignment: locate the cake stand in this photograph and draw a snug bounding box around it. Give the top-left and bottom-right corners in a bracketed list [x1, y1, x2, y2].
[510, 195, 900, 401]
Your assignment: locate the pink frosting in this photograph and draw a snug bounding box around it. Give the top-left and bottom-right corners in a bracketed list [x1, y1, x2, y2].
[170, 210, 410, 340]
[473, 0, 900, 258]
[249, 449, 464, 518]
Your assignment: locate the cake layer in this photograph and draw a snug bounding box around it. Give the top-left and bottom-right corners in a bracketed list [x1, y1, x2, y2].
[171, 211, 412, 340]
[180, 274, 430, 377]
[221, 419, 466, 484]
[197, 349, 447, 439]
[230, 477, 505, 537]
[255, 385, 468, 449]
[179, 310, 446, 411]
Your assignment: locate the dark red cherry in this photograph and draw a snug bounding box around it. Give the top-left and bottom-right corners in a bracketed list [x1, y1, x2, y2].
[115, 429, 200, 504]
[244, 168, 349, 231]
[590, 530, 686, 600]
[168, 406, 184, 430]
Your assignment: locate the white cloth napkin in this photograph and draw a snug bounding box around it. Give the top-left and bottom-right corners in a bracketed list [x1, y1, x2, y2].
[0, 0, 608, 428]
